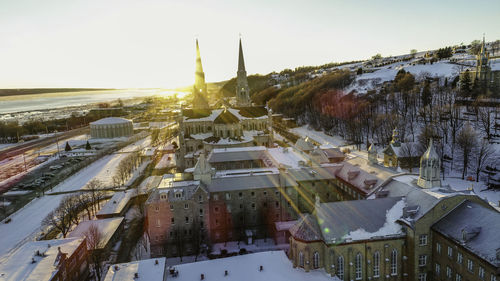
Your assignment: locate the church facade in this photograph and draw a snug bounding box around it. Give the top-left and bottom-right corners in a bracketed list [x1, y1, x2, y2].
[176, 39, 273, 170]
[461, 36, 500, 95]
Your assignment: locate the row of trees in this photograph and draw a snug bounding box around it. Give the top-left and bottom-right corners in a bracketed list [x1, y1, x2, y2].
[112, 151, 143, 187]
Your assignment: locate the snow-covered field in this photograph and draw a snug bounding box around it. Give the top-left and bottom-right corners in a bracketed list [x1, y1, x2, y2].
[291, 125, 345, 147]
[0, 137, 149, 258]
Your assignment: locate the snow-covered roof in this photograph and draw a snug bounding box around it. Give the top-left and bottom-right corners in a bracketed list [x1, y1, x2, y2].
[68, 217, 124, 250]
[316, 197, 406, 243]
[208, 146, 268, 163]
[97, 191, 134, 217]
[155, 153, 176, 169]
[0, 238, 84, 281]
[432, 200, 500, 267]
[275, 220, 298, 232]
[267, 147, 308, 169]
[90, 117, 132, 125]
[104, 258, 166, 281]
[169, 251, 337, 281]
[208, 173, 295, 192]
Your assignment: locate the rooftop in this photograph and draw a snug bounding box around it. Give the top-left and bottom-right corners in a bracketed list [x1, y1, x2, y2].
[68, 217, 124, 250]
[104, 258, 166, 281]
[0, 238, 84, 281]
[432, 200, 500, 266]
[168, 251, 338, 281]
[97, 191, 134, 217]
[90, 117, 132, 125]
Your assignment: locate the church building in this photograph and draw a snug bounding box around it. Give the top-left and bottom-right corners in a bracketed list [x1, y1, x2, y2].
[175, 39, 273, 170]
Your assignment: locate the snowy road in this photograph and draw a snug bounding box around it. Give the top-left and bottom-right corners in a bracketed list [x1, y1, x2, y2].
[0, 137, 149, 258]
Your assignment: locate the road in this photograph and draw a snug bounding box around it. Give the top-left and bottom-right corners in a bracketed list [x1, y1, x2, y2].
[0, 136, 148, 259]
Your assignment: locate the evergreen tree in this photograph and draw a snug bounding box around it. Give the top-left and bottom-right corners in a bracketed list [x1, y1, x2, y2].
[421, 82, 432, 107]
[64, 141, 72, 152]
[460, 70, 472, 96]
[85, 140, 92, 150]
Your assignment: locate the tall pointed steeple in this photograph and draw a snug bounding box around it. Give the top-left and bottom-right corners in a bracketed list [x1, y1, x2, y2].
[193, 39, 209, 109]
[236, 37, 251, 107]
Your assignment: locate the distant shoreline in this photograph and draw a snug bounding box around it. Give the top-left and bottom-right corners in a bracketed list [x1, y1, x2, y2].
[0, 88, 114, 97]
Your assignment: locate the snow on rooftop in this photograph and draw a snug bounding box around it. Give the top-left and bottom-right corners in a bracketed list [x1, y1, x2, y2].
[212, 146, 267, 153]
[68, 217, 123, 250]
[90, 117, 132, 125]
[291, 126, 345, 147]
[0, 238, 84, 281]
[155, 153, 176, 169]
[97, 191, 134, 216]
[342, 198, 406, 241]
[104, 258, 166, 281]
[170, 251, 338, 281]
[267, 147, 308, 169]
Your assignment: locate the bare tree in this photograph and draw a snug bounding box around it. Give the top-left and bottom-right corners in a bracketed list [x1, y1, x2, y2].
[42, 206, 72, 238]
[475, 139, 494, 182]
[86, 179, 104, 215]
[75, 193, 93, 220]
[84, 223, 104, 281]
[60, 195, 80, 226]
[477, 107, 493, 140]
[456, 123, 478, 179]
[173, 226, 184, 261]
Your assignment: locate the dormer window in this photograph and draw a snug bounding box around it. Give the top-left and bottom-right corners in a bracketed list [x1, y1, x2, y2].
[160, 193, 167, 200]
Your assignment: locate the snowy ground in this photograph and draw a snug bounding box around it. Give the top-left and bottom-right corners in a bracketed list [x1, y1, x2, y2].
[443, 176, 500, 208]
[0, 137, 149, 258]
[291, 125, 346, 147]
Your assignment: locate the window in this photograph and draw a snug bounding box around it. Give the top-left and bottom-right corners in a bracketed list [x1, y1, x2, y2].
[215, 219, 219, 226]
[299, 252, 304, 267]
[155, 206, 159, 212]
[337, 256, 344, 280]
[355, 253, 362, 280]
[239, 204, 243, 209]
[456, 273, 462, 281]
[419, 255, 427, 266]
[156, 219, 160, 227]
[184, 203, 189, 209]
[160, 193, 167, 200]
[199, 208, 203, 216]
[238, 192, 243, 199]
[313, 252, 320, 269]
[448, 246, 453, 258]
[198, 195, 203, 202]
[225, 193, 231, 200]
[479, 267, 485, 280]
[457, 252, 463, 264]
[213, 194, 219, 200]
[251, 203, 256, 210]
[263, 191, 267, 196]
[373, 252, 380, 277]
[446, 266, 452, 278]
[170, 204, 174, 210]
[491, 274, 497, 281]
[275, 191, 279, 196]
[437, 242, 442, 254]
[171, 217, 175, 224]
[467, 259, 474, 272]
[214, 207, 219, 213]
[419, 234, 428, 246]
[185, 216, 189, 224]
[391, 249, 398, 275]
[251, 191, 255, 197]
[418, 273, 427, 281]
[275, 201, 279, 208]
[435, 263, 441, 275]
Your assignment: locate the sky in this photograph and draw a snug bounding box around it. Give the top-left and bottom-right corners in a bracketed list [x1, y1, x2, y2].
[0, 0, 499, 89]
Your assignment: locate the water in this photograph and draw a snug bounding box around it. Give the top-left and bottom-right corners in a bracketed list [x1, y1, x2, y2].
[0, 89, 185, 114]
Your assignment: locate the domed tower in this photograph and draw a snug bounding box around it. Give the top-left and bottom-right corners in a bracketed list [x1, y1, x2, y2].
[368, 143, 377, 165]
[417, 139, 441, 188]
[235, 38, 251, 107]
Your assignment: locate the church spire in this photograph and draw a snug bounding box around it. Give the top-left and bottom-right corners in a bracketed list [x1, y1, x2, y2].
[238, 38, 246, 72]
[417, 138, 441, 189]
[235, 37, 251, 107]
[193, 39, 209, 109]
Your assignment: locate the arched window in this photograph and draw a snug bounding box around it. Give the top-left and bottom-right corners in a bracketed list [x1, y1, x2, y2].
[337, 256, 344, 280]
[373, 251, 380, 277]
[313, 252, 320, 269]
[391, 249, 398, 275]
[355, 253, 363, 280]
[299, 251, 304, 267]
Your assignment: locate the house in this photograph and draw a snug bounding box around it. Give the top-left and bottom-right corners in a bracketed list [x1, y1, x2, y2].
[383, 129, 420, 169]
[0, 238, 89, 281]
[68, 217, 124, 254]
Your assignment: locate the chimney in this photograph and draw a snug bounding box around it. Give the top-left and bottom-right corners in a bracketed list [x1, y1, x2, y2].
[155, 259, 159, 265]
[201, 273, 205, 280]
[134, 272, 139, 278]
[259, 265, 263, 271]
[224, 270, 228, 276]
